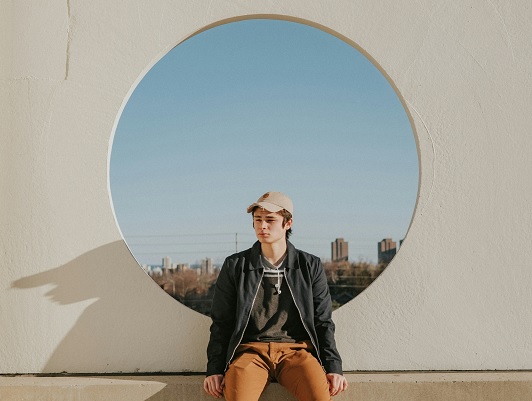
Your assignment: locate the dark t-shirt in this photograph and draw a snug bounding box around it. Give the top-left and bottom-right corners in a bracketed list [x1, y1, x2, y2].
[242, 255, 309, 343]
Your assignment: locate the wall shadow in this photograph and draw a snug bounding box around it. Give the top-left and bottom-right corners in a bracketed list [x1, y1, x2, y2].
[12, 240, 207, 373]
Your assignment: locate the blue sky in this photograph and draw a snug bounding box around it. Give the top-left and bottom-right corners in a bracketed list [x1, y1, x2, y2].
[110, 19, 418, 266]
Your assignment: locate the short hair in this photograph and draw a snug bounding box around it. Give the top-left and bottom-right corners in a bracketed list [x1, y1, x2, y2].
[251, 206, 293, 240]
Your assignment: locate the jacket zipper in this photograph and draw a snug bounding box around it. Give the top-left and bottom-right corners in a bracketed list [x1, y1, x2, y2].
[284, 273, 323, 368]
[225, 269, 264, 372]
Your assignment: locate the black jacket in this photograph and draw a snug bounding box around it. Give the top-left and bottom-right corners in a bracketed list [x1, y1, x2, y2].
[206, 240, 343, 376]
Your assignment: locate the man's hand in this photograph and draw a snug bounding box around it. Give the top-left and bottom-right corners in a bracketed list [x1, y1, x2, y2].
[203, 374, 225, 398]
[326, 373, 348, 396]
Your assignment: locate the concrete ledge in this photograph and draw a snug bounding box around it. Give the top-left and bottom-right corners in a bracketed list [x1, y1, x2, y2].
[2, 372, 532, 401]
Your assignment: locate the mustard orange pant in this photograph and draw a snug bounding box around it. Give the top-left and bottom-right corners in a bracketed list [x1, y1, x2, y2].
[224, 341, 331, 401]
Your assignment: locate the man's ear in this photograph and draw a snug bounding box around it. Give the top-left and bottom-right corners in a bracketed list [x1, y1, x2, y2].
[284, 218, 293, 230]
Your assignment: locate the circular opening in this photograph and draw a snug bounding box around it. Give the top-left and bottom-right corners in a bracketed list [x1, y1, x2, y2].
[110, 18, 418, 315]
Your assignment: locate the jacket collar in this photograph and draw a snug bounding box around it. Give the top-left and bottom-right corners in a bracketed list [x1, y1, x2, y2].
[248, 240, 299, 270]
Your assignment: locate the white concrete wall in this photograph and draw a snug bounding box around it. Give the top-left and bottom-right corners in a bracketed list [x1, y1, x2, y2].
[1, 0, 531, 373]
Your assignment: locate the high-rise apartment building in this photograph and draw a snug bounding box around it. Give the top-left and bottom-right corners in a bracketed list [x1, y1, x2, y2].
[162, 256, 172, 269]
[331, 238, 349, 262]
[201, 257, 214, 275]
[175, 263, 188, 273]
[378, 238, 396, 264]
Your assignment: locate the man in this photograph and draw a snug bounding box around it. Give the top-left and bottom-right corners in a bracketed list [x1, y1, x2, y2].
[204, 191, 347, 401]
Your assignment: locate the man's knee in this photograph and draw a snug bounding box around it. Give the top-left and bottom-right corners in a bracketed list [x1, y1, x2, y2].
[224, 351, 271, 401]
[277, 351, 330, 401]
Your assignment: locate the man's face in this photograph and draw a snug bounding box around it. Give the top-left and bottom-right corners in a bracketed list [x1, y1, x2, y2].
[253, 208, 292, 245]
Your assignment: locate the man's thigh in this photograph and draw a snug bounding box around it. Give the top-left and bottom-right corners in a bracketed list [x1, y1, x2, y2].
[224, 345, 271, 401]
[276, 348, 331, 401]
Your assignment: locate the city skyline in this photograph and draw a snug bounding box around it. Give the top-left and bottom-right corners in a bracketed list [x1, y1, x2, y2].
[136, 235, 403, 268]
[147, 240, 391, 315]
[110, 19, 418, 266]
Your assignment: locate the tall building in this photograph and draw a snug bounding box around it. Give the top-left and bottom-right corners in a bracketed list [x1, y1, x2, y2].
[162, 256, 172, 269]
[378, 238, 396, 264]
[201, 257, 214, 275]
[175, 263, 189, 273]
[331, 238, 349, 262]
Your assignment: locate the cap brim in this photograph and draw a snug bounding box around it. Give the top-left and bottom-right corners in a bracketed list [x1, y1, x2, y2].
[246, 201, 283, 213]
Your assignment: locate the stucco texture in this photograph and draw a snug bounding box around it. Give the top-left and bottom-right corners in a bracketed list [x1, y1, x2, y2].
[1, 0, 531, 373]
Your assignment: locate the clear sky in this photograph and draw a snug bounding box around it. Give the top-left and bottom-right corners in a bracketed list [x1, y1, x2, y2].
[110, 19, 418, 266]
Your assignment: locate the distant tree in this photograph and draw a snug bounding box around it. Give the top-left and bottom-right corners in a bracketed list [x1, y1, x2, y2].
[323, 259, 390, 309]
[172, 269, 200, 299]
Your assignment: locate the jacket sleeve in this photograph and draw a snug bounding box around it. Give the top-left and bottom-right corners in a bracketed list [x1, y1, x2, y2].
[206, 258, 237, 376]
[312, 258, 343, 374]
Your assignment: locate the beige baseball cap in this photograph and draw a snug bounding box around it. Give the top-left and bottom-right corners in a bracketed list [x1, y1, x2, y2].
[246, 191, 294, 215]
